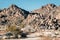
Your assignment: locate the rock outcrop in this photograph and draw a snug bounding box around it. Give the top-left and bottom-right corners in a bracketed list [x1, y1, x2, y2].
[0, 4, 60, 32]
[0, 4, 29, 26]
[22, 4, 60, 32]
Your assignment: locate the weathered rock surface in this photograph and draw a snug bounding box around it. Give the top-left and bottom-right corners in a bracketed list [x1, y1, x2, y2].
[28, 4, 60, 31]
[0, 4, 29, 26]
[0, 4, 60, 32]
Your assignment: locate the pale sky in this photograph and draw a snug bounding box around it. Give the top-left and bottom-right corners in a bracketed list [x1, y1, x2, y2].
[0, 0, 60, 11]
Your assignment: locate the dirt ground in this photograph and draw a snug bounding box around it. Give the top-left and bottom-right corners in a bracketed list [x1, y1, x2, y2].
[2, 31, 60, 40]
[3, 37, 60, 40]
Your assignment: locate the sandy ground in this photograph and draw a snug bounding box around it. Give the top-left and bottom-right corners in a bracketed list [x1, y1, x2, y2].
[2, 31, 60, 40]
[2, 37, 60, 40]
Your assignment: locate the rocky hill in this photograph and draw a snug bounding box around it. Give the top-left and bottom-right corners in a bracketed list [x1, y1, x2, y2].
[31, 4, 60, 30]
[0, 4, 29, 26]
[0, 4, 60, 32]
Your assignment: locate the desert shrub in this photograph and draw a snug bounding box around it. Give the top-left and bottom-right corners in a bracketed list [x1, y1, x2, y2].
[19, 23, 25, 28]
[6, 25, 16, 32]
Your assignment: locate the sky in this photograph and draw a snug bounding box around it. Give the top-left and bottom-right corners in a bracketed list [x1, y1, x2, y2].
[0, 0, 60, 11]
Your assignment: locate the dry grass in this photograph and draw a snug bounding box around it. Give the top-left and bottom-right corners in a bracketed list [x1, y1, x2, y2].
[38, 36, 60, 40]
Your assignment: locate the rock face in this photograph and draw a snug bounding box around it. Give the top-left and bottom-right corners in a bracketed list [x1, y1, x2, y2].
[0, 4, 60, 32]
[28, 4, 60, 31]
[0, 4, 29, 26]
